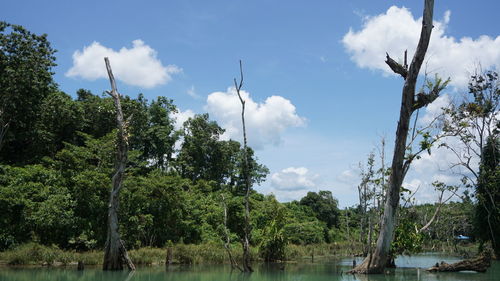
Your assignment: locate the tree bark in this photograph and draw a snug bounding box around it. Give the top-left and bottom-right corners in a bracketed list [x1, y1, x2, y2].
[234, 60, 253, 273]
[102, 57, 135, 271]
[221, 194, 243, 271]
[427, 254, 491, 273]
[349, 0, 434, 274]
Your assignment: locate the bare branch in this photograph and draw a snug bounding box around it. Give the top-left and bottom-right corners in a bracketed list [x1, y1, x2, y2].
[385, 53, 408, 79]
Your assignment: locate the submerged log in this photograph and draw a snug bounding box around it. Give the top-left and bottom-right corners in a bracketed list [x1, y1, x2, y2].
[426, 254, 491, 273]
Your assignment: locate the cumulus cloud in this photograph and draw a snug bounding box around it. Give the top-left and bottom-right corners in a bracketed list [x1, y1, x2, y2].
[171, 108, 195, 130]
[205, 87, 306, 149]
[342, 6, 500, 87]
[271, 167, 318, 191]
[66, 40, 181, 88]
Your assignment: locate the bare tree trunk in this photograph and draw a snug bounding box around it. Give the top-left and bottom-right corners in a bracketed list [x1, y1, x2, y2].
[102, 57, 135, 271]
[0, 108, 9, 152]
[349, 0, 435, 274]
[221, 194, 243, 271]
[234, 60, 253, 272]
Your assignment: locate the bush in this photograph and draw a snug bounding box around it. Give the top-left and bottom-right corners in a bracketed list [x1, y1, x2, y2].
[1, 242, 74, 265]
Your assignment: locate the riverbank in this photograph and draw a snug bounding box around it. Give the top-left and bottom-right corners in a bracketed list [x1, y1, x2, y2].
[0, 241, 479, 267]
[0, 242, 359, 266]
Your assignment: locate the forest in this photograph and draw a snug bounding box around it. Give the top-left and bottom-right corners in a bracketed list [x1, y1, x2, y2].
[0, 1, 499, 275]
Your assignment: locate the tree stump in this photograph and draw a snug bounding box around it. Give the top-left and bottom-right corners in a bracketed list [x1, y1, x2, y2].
[426, 254, 491, 273]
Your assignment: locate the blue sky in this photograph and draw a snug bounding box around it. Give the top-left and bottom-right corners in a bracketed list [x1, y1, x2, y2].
[3, 0, 499, 207]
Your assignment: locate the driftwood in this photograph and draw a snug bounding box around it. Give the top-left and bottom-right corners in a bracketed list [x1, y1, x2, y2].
[427, 254, 491, 273]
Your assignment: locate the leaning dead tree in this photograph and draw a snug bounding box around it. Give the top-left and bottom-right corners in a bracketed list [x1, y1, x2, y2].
[350, 0, 447, 274]
[234, 60, 253, 272]
[102, 57, 135, 271]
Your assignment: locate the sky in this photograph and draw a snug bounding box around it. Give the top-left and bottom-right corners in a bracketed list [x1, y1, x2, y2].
[2, 0, 499, 207]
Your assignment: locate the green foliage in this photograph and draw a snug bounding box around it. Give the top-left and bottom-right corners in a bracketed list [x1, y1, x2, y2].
[392, 209, 424, 255]
[176, 114, 228, 183]
[1, 242, 73, 265]
[258, 196, 288, 261]
[0, 22, 57, 163]
[282, 201, 326, 244]
[475, 136, 500, 256]
[299, 190, 340, 228]
[0, 165, 76, 249]
[2, 23, 490, 264]
[176, 114, 268, 188]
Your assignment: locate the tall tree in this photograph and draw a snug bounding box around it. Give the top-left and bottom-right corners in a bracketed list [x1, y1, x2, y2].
[442, 70, 499, 186]
[176, 113, 226, 182]
[0, 22, 56, 163]
[475, 136, 500, 256]
[441, 70, 499, 254]
[141, 97, 178, 170]
[102, 58, 135, 271]
[234, 60, 253, 272]
[350, 0, 447, 273]
[357, 153, 375, 256]
[300, 191, 340, 229]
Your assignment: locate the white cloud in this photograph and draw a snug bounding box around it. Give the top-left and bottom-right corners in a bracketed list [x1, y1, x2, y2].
[186, 85, 200, 99]
[418, 94, 451, 126]
[171, 108, 195, 131]
[270, 167, 318, 191]
[66, 40, 181, 88]
[205, 87, 306, 149]
[337, 168, 358, 185]
[170, 109, 196, 155]
[342, 6, 500, 87]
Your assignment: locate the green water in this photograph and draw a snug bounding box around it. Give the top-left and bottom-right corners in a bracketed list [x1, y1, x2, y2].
[1, 254, 499, 281]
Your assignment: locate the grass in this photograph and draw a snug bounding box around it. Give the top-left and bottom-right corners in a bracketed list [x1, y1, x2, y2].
[0, 240, 474, 266]
[421, 240, 479, 258]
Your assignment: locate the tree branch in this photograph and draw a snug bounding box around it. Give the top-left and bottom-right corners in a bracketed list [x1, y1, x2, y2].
[385, 53, 408, 79]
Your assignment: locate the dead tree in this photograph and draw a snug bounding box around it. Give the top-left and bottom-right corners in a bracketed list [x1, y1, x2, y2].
[349, 0, 443, 274]
[221, 194, 243, 271]
[427, 253, 492, 273]
[102, 57, 135, 271]
[234, 60, 253, 272]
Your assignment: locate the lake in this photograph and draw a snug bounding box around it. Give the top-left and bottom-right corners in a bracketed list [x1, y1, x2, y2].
[1, 254, 499, 281]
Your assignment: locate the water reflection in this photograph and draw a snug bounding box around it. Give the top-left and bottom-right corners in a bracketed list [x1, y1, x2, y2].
[0, 255, 498, 281]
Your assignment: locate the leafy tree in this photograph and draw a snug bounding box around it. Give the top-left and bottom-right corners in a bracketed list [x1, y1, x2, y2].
[475, 136, 500, 256]
[283, 201, 325, 244]
[139, 97, 179, 170]
[300, 190, 340, 228]
[0, 22, 57, 163]
[441, 70, 499, 255]
[176, 114, 227, 182]
[392, 208, 424, 256]
[258, 196, 288, 261]
[76, 89, 116, 139]
[176, 114, 268, 187]
[442, 70, 499, 186]
[34, 91, 83, 159]
[0, 165, 76, 249]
